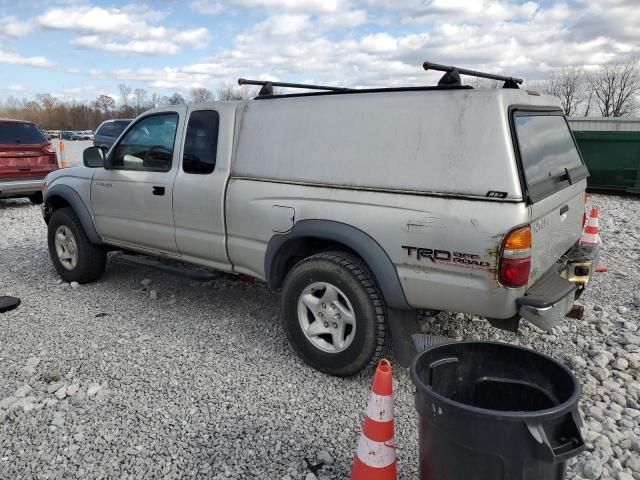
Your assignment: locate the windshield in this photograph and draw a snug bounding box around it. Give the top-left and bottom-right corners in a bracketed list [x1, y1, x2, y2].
[515, 115, 583, 186]
[0, 123, 47, 145]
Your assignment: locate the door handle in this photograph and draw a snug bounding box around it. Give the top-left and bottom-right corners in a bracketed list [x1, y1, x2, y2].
[560, 205, 569, 215]
[152, 186, 165, 196]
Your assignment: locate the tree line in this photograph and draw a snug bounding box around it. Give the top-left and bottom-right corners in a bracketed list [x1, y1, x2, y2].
[529, 58, 640, 117]
[2, 58, 638, 130]
[0, 82, 254, 130]
[465, 58, 640, 117]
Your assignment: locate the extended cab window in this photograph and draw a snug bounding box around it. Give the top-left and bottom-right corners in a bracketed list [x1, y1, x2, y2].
[112, 114, 178, 172]
[183, 110, 219, 174]
[514, 113, 588, 201]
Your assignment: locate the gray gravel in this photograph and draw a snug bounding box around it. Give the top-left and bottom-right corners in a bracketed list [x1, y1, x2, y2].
[1, 193, 639, 479]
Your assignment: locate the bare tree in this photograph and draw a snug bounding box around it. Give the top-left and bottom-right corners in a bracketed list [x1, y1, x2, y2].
[133, 88, 147, 114]
[36, 93, 58, 127]
[218, 82, 252, 100]
[583, 88, 595, 117]
[118, 83, 132, 108]
[95, 95, 116, 113]
[541, 67, 585, 117]
[167, 93, 186, 105]
[586, 58, 640, 117]
[36, 93, 57, 112]
[23, 100, 41, 112]
[463, 78, 502, 89]
[190, 87, 214, 103]
[150, 92, 161, 109]
[6, 96, 21, 111]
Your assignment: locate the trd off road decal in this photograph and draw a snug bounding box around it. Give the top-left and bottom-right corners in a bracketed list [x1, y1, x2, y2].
[401, 246, 490, 269]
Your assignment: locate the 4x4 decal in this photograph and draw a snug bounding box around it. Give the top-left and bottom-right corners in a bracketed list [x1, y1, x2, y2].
[402, 246, 490, 269]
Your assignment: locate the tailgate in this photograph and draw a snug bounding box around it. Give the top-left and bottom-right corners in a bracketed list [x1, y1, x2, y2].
[511, 110, 590, 285]
[529, 183, 585, 284]
[0, 149, 54, 178]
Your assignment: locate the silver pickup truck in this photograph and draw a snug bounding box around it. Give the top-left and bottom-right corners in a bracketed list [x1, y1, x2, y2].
[42, 66, 598, 376]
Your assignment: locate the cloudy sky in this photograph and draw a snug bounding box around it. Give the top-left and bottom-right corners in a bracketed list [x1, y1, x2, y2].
[0, 0, 638, 102]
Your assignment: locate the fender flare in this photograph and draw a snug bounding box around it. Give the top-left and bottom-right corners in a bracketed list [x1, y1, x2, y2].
[265, 219, 410, 310]
[44, 184, 103, 245]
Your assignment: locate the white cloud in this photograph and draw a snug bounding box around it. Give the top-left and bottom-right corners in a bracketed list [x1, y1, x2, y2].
[253, 14, 311, 36]
[317, 9, 367, 29]
[7, 84, 26, 92]
[190, 0, 341, 14]
[72, 35, 183, 55]
[0, 16, 32, 37]
[360, 33, 398, 54]
[83, 0, 640, 96]
[0, 50, 55, 68]
[36, 5, 209, 55]
[12, 0, 636, 103]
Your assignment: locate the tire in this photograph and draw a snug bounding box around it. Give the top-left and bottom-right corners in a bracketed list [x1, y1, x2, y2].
[28, 192, 43, 205]
[47, 207, 106, 283]
[280, 251, 389, 376]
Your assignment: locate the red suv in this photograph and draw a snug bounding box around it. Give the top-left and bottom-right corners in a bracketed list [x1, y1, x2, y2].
[0, 119, 58, 204]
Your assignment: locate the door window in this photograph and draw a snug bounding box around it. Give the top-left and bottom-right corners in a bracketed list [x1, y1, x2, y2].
[183, 110, 219, 175]
[112, 113, 178, 172]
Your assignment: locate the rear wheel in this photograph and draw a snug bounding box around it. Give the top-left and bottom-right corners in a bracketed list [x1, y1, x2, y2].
[280, 251, 388, 376]
[47, 208, 106, 283]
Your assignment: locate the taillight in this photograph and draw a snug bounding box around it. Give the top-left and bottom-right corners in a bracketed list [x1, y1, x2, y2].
[499, 225, 532, 288]
[43, 143, 55, 154]
[582, 192, 588, 228]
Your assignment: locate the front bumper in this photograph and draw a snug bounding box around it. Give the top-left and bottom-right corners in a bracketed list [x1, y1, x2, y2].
[517, 242, 599, 331]
[0, 178, 44, 197]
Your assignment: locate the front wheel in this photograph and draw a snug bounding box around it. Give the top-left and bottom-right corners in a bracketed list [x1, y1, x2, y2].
[280, 251, 389, 376]
[47, 207, 106, 283]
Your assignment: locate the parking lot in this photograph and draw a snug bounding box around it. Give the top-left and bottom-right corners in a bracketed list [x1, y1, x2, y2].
[0, 185, 638, 478]
[51, 139, 93, 168]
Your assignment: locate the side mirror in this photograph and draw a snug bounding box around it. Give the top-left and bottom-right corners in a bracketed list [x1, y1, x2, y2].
[83, 146, 106, 168]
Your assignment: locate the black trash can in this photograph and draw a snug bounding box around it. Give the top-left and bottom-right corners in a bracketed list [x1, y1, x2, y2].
[411, 341, 584, 480]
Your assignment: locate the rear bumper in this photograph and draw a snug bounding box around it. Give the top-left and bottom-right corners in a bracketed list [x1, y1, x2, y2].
[0, 178, 44, 197]
[517, 242, 599, 331]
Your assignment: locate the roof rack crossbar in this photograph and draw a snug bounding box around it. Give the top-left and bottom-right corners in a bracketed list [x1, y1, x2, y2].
[238, 78, 351, 92]
[423, 61, 523, 88]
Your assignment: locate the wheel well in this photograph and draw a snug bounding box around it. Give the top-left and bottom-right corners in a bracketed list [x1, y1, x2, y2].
[43, 195, 70, 223]
[271, 237, 357, 288]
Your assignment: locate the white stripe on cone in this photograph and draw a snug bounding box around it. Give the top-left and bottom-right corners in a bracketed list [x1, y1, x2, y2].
[580, 232, 600, 245]
[356, 436, 396, 469]
[366, 392, 394, 423]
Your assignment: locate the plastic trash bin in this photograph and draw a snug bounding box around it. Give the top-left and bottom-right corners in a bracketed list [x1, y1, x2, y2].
[411, 341, 584, 480]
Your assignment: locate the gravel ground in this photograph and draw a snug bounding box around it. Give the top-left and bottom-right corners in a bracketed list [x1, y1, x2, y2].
[0, 193, 639, 479]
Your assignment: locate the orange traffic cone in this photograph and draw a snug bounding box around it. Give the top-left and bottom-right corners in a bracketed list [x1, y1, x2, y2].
[59, 140, 68, 168]
[580, 207, 600, 245]
[350, 359, 397, 480]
